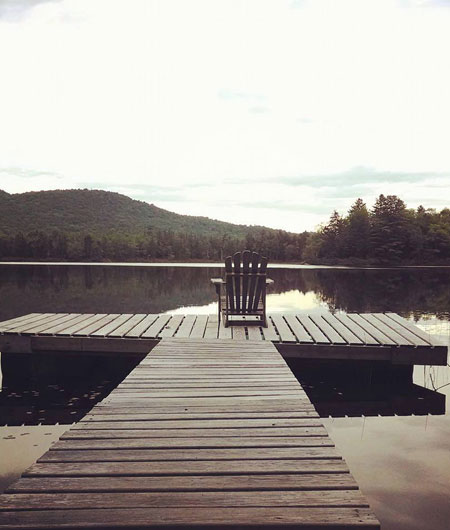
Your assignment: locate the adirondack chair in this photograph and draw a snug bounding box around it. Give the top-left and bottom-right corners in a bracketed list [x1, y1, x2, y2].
[211, 250, 274, 327]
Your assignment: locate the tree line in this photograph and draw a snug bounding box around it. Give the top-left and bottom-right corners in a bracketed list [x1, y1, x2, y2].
[304, 195, 450, 264]
[0, 194, 448, 264]
[0, 227, 308, 262]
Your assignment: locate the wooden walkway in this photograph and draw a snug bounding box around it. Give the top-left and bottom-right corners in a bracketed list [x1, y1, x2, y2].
[0, 339, 379, 529]
[0, 311, 447, 365]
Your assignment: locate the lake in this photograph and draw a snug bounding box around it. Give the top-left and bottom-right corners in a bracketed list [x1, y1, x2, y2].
[0, 262, 449, 529]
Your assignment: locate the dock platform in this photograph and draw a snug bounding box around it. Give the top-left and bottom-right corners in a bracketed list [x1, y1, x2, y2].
[0, 311, 447, 365]
[0, 339, 380, 529]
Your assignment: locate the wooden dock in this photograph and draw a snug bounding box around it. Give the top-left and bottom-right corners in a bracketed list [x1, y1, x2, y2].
[0, 339, 379, 529]
[0, 311, 447, 365]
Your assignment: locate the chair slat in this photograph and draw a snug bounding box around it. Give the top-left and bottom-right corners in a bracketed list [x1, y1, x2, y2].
[252, 256, 268, 312]
[241, 250, 251, 313]
[225, 256, 235, 313]
[233, 252, 241, 313]
[247, 252, 259, 311]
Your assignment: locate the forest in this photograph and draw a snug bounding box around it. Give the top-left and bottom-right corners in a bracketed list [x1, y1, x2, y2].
[306, 195, 450, 265]
[0, 192, 448, 264]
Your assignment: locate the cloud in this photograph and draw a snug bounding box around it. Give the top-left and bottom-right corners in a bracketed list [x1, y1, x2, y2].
[0, 166, 60, 179]
[398, 0, 450, 7]
[217, 89, 264, 102]
[269, 167, 449, 188]
[248, 106, 270, 114]
[0, 0, 61, 20]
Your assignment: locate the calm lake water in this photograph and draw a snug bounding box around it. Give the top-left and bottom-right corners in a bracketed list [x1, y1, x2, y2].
[0, 263, 449, 529]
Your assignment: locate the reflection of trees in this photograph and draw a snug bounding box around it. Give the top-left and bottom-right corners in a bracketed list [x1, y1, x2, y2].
[0, 266, 223, 321]
[0, 265, 449, 323]
[300, 268, 450, 320]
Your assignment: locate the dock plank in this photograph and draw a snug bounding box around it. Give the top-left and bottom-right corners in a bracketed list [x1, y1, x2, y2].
[0, 490, 368, 510]
[372, 313, 429, 347]
[321, 314, 363, 345]
[189, 314, 208, 338]
[51, 437, 335, 450]
[39, 446, 337, 462]
[7, 473, 358, 493]
[347, 314, 396, 346]
[296, 316, 330, 344]
[360, 314, 412, 346]
[0, 313, 50, 332]
[25, 459, 347, 476]
[385, 312, 445, 347]
[232, 326, 246, 340]
[158, 315, 184, 338]
[16, 314, 71, 334]
[73, 314, 116, 336]
[107, 314, 147, 337]
[309, 315, 347, 344]
[334, 313, 380, 345]
[91, 314, 133, 337]
[174, 315, 196, 338]
[0, 506, 379, 528]
[44, 314, 96, 335]
[204, 314, 219, 339]
[283, 315, 313, 343]
[261, 317, 280, 341]
[140, 315, 172, 338]
[125, 314, 159, 338]
[270, 315, 296, 343]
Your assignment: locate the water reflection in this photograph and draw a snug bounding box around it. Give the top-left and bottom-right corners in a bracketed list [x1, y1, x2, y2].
[288, 360, 446, 418]
[0, 264, 449, 321]
[324, 415, 450, 530]
[0, 425, 67, 493]
[0, 353, 138, 426]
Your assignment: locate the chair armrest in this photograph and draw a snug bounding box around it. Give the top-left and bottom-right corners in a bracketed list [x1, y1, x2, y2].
[210, 278, 225, 285]
[266, 278, 274, 285]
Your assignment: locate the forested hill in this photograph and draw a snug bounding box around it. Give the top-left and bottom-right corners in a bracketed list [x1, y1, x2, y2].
[0, 189, 262, 238]
[0, 189, 307, 261]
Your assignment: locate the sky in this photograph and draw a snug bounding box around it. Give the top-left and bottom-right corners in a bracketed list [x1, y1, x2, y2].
[0, 0, 449, 233]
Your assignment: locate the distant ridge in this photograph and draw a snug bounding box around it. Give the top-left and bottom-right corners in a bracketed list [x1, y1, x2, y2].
[0, 189, 280, 237]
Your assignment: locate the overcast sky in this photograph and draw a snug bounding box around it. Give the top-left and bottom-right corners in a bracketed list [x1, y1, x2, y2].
[0, 0, 449, 232]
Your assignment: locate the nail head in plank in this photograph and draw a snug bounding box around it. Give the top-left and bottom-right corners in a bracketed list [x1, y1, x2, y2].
[140, 315, 172, 338]
[158, 315, 184, 338]
[124, 314, 159, 337]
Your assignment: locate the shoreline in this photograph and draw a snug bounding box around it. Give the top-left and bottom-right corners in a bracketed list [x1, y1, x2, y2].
[1, 260, 450, 270]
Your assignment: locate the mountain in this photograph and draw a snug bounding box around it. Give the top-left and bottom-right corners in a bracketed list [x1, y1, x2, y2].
[0, 189, 273, 238]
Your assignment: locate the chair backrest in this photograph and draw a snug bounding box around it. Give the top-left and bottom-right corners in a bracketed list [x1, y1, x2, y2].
[224, 250, 268, 313]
